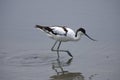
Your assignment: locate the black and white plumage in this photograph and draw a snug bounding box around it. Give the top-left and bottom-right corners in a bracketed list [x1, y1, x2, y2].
[35, 25, 96, 58]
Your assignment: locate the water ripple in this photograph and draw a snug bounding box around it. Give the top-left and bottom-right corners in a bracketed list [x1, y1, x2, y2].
[5, 50, 58, 67]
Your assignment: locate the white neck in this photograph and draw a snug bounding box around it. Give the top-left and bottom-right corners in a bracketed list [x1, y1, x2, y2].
[73, 31, 84, 41]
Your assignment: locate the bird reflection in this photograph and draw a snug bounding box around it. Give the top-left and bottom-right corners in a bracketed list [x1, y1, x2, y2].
[50, 58, 84, 80]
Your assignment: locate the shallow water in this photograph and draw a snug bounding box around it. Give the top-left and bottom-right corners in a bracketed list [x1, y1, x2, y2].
[0, 41, 120, 80]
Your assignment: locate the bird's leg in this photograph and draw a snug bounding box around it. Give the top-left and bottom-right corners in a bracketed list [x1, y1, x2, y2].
[51, 41, 73, 58]
[56, 41, 61, 59]
[51, 41, 60, 58]
[51, 41, 58, 51]
[58, 50, 73, 57]
[57, 42, 73, 57]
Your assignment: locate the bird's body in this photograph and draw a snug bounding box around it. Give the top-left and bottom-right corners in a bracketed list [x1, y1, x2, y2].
[46, 27, 76, 42]
[35, 25, 96, 58]
[35, 25, 83, 42]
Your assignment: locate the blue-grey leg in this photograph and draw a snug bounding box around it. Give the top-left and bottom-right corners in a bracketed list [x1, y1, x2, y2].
[51, 41, 58, 51]
[51, 41, 73, 57]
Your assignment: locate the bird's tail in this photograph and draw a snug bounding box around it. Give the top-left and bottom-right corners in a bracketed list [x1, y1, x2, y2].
[35, 25, 44, 30]
[35, 25, 54, 34]
[35, 25, 47, 32]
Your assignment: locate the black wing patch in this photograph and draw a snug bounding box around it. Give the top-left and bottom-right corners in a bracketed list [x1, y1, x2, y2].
[62, 27, 68, 36]
[35, 25, 57, 35]
[35, 25, 68, 36]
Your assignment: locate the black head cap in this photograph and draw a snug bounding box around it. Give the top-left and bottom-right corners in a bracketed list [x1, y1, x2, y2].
[77, 28, 86, 34]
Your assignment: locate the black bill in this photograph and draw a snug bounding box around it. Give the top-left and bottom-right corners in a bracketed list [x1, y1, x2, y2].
[85, 33, 96, 41]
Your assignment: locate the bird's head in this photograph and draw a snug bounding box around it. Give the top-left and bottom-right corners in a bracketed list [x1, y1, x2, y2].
[76, 28, 96, 41]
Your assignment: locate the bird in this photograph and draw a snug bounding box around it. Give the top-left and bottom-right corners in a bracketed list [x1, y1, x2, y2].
[35, 25, 96, 58]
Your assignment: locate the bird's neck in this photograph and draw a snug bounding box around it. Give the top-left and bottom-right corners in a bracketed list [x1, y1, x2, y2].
[73, 31, 83, 41]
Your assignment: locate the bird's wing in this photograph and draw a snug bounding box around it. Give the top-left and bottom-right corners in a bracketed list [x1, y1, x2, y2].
[51, 26, 68, 36]
[35, 25, 68, 36]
